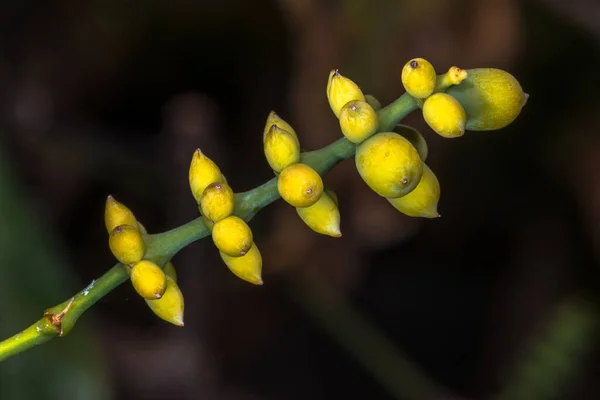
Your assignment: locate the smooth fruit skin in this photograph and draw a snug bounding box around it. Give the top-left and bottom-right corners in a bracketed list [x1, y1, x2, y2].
[212, 216, 254, 257]
[163, 261, 178, 283]
[263, 111, 298, 143]
[130, 260, 168, 300]
[422, 93, 466, 138]
[364, 94, 382, 111]
[394, 124, 428, 162]
[355, 132, 423, 198]
[446, 68, 527, 131]
[200, 182, 235, 222]
[263, 125, 301, 173]
[105, 195, 137, 234]
[277, 163, 324, 208]
[144, 276, 185, 326]
[401, 58, 437, 99]
[220, 243, 263, 285]
[296, 191, 342, 237]
[327, 69, 366, 118]
[109, 224, 146, 265]
[189, 149, 225, 203]
[339, 100, 379, 144]
[388, 164, 441, 218]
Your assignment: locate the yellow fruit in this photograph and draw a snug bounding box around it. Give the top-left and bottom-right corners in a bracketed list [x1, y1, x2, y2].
[446, 68, 527, 131]
[326, 69, 366, 118]
[339, 100, 379, 144]
[355, 132, 423, 198]
[144, 276, 184, 326]
[109, 224, 146, 265]
[277, 163, 324, 208]
[393, 124, 428, 161]
[212, 216, 253, 257]
[401, 58, 437, 99]
[435, 66, 468, 92]
[422, 93, 466, 138]
[104, 195, 137, 234]
[202, 215, 215, 232]
[163, 261, 178, 283]
[189, 148, 225, 203]
[324, 186, 339, 207]
[263, 125, 301, 173]
[200, 182, 235, 222]
[365, 94, 382, 111]
[296, 191, 341, 237]
[130, 260, 167, 300]
[220, 243, 263, 285]
[388, 164, 440, 218]
[263, 111, 299, 143]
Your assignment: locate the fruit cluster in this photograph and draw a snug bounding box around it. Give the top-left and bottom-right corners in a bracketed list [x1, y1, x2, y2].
[103, 57, 527, 327]
[327, 58, 528, 218]
[106, 196, 184, 326]
[189, 150, 263, 285]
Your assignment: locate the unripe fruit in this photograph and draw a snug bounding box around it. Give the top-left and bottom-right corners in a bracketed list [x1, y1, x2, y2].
[277, 163, 324, 208]
[189, 149, 225, 203]
[388, 164, 440, 218]
[365, 94, 382, 111]
[326, 69, 366, 118]
[130, 260, 167, 300]
[435, 66, 468, 92]
[137, 221, 148, 234]
[220, 243, 263, 285]
[355, 132, 423, 198]
[263, 111, 298, 143]
[339, 100, 379, 144]
[422, 93, 466, 138]
[446, 68, 528, 131]
[200, 182, 235, 222]
[296, 191, 341, 237]
[163, 261, 178, 283]
[401, 58, 437, 99]
[202, 215, 215, 232]
[263, 125, 301, 173]
[212, 216, 253, 257]
[105, 195, 137, 234]
[324, 185, 339, 207]
[144, 276, 184, 326]
[109, 225, 146, 265]
[393, 124, 428, 162]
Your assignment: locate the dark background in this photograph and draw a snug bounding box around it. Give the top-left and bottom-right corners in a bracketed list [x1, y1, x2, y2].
[1, 0, 599, 399]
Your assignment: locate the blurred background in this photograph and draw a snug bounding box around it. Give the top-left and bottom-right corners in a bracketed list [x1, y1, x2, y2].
[1, 0, 599, 399]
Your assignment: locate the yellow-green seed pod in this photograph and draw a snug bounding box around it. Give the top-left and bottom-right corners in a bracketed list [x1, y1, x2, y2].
[422, 93, 466, 138]
[105, 195, 137, 234]
[130, 260, 167, 300]
[109, 224, 146, 265]
[144, 276, 184, 326]
[264, 125, 301, 173]
[324, 186, 339, 207]
[355, 132, 423, 198]
[189, 148, 225, 203]
[339, 100, 379, 144]
[296, 191, 341, 237]
[326, 69, 366, 118]
[401, 58, 437, 99]
[435, 66, 468, 92]
[200, 182, 235, 222]
[212, 215, 253, 257]
[364, 94, 382, 111]
[137, 221, 148, 234]
[220, 243, 263, 285]
[163, 261, 178, 283]
[393, 124, 428, 162]
[446, 68, 528, 131]
[277, 163, 324, 208]
[388, 164, 440, 218]
[263, 111, 299, 143]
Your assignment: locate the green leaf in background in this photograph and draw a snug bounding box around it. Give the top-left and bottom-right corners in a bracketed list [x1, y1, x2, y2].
[0, 144, 112, 400]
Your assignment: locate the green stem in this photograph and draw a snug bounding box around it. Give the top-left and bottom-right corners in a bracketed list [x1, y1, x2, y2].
[0, 92, 418, 363]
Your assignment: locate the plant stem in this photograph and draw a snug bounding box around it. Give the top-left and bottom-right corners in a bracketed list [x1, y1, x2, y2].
[0, 92, 418, 362]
